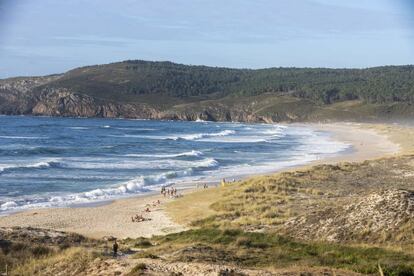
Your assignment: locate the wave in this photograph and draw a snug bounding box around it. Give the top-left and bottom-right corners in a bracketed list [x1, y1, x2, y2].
[170, 130, 235, 141]
[0, 168, 194, 212]
[0, 159, 60, 174]
[194, 158, 219, 168]
[108, 130, 235, 141]
[125, 150, 203, 158]
[114, 127, 157, 131]
[198, 136, 267, 143]
[1, 156, 218, 171]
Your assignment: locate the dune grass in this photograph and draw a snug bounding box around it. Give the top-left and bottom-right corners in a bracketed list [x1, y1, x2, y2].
[10, 247, 97, 276]
[136, 228, 414, 275]
[159, 155, 414, 275]
[172, 156, 414, 245]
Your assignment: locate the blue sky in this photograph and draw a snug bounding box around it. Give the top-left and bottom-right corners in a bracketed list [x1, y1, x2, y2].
[0, 0, 413, 77]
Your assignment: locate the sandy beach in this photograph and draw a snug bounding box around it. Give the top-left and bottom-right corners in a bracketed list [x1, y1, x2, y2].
[0, 122, 407, 239]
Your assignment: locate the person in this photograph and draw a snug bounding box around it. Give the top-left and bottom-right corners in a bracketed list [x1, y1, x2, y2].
[113, 240, 119, 257]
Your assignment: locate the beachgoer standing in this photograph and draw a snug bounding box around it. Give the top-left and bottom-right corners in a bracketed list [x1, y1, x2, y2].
[113, 240, 119, 257]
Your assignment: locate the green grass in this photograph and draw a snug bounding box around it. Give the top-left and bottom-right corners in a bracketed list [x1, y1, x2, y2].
[145, 228, 414, 275]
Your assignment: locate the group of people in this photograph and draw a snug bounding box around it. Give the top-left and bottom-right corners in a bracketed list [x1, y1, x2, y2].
[131, 213, 149, 222]
[160, 186, 178, 197]
[131, 199, 161, 223]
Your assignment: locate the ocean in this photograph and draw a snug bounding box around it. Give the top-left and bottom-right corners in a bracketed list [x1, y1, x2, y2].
[0, 116, 350, 214]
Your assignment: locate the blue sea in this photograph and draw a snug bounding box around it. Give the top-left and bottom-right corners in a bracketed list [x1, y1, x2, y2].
[0, 116, 350, 213]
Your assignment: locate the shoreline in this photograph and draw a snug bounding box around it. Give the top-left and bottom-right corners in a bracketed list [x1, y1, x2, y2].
[0, 122, 404, 239]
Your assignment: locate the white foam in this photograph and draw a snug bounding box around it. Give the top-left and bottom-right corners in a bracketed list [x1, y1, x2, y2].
[125, 150, 203, 158]
[0, 159, 60, 173]
[170, 130, 236, 141]
[0, 201, 18, 209]
[114, 127, 157, 131]
[0, 168, 194, 212]
[31, 156, 217, 171]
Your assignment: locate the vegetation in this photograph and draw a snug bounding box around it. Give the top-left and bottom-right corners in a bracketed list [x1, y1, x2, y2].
[168, 155, 414, 246]
[11, 247, 97, 276]
[0, 227, 102, 275]
[158, 155, 414, 274]
[140, 228, 414, 275]
[42, 61, 414, 105]
[3, 60, 414, 121]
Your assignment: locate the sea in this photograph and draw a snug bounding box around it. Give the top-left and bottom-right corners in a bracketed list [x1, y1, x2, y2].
[0, 116, 350, 214]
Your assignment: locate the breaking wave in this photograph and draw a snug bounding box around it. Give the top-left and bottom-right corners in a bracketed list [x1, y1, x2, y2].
[0, 159, 60, 174]
[125, 150, 203, 158]
[169, 130, 235, 141]
[0, 168, 194, 212]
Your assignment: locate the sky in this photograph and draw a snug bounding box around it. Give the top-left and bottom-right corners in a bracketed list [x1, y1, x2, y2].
[0, 0, 413, 77]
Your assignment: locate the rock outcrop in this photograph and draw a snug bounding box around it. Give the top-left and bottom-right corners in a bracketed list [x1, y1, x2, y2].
[0, 76, 287, 122]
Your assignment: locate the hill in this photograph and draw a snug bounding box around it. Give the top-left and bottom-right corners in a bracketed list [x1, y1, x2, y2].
[1, 60, 414, 122]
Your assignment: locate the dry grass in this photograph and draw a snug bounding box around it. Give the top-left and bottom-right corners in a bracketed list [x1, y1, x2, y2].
[165, 186, 228, 226]
[11, 247, 97, 276]
[168, 155, 414, 247]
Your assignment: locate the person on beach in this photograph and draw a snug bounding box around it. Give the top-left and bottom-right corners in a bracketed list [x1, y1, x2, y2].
[113, 240, 119, 257]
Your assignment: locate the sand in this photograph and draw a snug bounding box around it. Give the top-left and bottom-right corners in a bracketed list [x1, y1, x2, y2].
[307, 122, 401, 163]
[0, 193, 186, 239]
[0, 122, 407, 239]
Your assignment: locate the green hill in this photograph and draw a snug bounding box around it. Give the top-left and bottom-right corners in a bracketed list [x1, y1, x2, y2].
[1, 60, 414, 122]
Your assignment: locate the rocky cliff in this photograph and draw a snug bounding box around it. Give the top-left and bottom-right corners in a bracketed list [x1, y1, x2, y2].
[0, 76, 303, 122]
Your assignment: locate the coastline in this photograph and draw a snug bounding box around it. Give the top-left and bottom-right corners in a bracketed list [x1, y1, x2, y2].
[0, 122, 404, 239]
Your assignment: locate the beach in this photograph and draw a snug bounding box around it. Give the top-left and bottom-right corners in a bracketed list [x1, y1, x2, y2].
[0, 122, 407, 239]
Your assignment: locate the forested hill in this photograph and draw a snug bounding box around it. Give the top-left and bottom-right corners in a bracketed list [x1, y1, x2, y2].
[1, 60, 414, 122]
